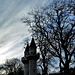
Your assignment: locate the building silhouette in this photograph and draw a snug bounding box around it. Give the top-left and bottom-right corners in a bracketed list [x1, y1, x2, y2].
[21, 38, 39, 75]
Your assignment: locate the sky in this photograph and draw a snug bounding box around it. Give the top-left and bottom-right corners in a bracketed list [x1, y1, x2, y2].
[0, 0, 53, 64]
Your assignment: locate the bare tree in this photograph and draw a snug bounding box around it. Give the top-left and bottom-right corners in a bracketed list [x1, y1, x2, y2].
[0, 58, 23, 75]
[23, 0, 75, 74]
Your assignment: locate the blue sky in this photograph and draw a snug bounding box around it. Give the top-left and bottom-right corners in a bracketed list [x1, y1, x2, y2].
[0, 0, 52, 64]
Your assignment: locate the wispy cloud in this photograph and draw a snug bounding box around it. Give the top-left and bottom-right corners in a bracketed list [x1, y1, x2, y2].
[0, 0, 53, 64]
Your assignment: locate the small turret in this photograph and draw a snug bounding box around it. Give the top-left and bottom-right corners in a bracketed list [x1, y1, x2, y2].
[24, 43, 29, 57]
[21, 43, 29, 64]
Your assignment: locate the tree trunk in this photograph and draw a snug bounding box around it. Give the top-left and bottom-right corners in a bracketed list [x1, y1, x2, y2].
[42, 55, 47, 75]
[64, 62, 69, 74]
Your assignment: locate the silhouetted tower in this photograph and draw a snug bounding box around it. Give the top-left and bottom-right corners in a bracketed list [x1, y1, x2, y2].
[21, 43, 29, 75]
[21, 38, 39, 75]
[28, 38, 39, 75]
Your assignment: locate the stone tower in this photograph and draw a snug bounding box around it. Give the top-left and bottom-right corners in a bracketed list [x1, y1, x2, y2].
[21, 38, 39, 75]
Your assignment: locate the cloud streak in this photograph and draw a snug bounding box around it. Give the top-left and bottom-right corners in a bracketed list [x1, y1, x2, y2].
[0, 0, 53, 64]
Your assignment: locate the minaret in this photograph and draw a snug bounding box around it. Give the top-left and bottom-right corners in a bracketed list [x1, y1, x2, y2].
[21, 43, 29, 75]
[27, 38, 39, 75]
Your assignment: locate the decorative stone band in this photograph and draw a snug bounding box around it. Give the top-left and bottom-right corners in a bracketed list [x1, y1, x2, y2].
[26, 53, 39, 60]
[21, 57, 29, 64]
